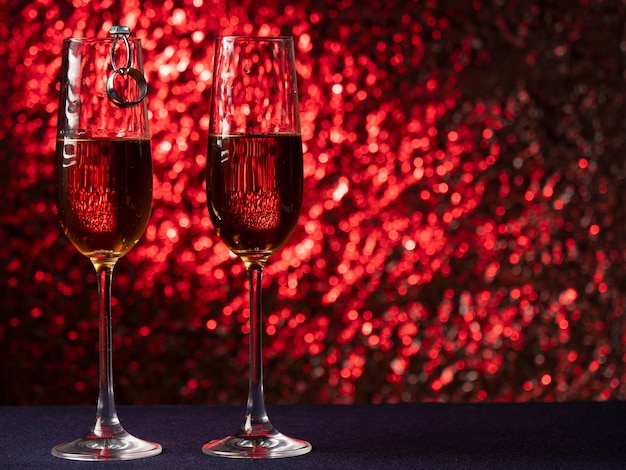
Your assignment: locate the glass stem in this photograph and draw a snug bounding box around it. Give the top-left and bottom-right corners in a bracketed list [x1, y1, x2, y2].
[243, 260, 271, 433]
[91, 258, 122, 437]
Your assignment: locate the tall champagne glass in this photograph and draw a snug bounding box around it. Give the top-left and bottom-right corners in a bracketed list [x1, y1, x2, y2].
[202, 36, 312, 458]
[52, 27, 161, 461]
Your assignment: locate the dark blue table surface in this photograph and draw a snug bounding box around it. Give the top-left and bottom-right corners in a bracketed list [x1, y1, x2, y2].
[1, 401, 625, 469]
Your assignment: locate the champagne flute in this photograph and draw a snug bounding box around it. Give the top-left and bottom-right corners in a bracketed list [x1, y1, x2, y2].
[52, 27, 161, 461]
[202, 36, 312, 458]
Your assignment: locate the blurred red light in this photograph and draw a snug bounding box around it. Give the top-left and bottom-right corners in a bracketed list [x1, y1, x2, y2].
[2, 0, 626, 407]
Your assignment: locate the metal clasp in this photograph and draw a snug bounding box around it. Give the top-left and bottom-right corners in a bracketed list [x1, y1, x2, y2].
[106, 26, 148, 107]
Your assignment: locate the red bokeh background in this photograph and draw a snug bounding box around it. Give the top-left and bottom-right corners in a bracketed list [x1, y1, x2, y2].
[2, 0, 626, 405]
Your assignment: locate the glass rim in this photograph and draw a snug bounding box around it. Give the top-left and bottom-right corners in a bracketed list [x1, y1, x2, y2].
[217, 35, 294, 42]
[62, 37, 142, 45]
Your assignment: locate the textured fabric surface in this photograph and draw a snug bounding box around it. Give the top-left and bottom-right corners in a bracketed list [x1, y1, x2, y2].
[1, 402, 626, 469]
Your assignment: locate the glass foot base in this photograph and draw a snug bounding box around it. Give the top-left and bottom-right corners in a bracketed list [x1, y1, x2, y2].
[202, 428, 311, 459]
[52, 429, 162, 461]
